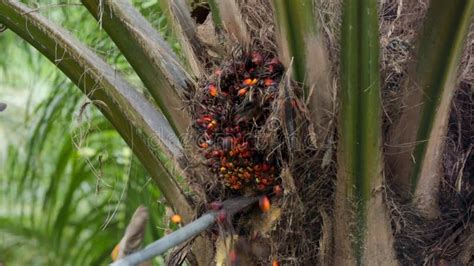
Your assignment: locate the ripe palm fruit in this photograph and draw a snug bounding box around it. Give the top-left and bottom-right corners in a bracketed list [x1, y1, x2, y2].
[208, 84, 218, 97]
[193, 50, 284, 192]
[259, 196, 271, 212]
[171, 214, 182, 224]
[273, 185, 283, 196]
[217, 209, 227, 223]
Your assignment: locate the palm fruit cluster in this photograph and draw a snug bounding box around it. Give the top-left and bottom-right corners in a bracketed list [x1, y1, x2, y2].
[193, 51, 284, 191]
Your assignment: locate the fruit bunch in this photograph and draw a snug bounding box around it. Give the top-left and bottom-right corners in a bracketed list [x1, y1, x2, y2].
[193, 51, 284, 191]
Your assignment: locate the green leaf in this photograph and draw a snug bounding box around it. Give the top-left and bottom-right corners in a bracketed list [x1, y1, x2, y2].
[208, 0, 223, 30]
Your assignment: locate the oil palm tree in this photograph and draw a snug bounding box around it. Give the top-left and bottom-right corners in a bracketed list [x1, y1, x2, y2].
[0, 0, 472, 265]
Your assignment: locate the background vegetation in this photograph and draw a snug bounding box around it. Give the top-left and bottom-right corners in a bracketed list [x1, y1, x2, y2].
[0, 1, 174, 265]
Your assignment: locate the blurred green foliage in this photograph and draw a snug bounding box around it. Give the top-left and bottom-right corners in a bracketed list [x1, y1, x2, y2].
[0, 1, 177, 265]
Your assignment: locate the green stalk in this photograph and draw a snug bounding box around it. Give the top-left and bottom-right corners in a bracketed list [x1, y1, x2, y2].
[82, 0, 192, 138]
[387, 1, 474, 217]
[0, 0, 193, 221]
[272, 0, 333, 145]
[274, 0, 315, 87]
[207, 0, 223, 30]
[335, 0, 396, 264]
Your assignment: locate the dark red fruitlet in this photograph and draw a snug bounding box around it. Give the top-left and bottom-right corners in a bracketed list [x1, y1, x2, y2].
[217, 210, 227, 223]
[273, 185, 283, 196]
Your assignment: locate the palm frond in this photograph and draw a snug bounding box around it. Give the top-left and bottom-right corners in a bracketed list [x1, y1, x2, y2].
[335, 0, 396, 264]
[82, 0, 193, 137]
[387, 1, 474, 217]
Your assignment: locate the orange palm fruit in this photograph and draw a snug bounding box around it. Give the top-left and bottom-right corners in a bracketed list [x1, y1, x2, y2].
[171, 214, 182, 224]
[243, 78, 258, 86]
[259, 196, 271, 212]
[209, 84, 218, 97]
[264, 78, 275, 86]
[238, 88, 248, 96]
[111, 243, 120, 261]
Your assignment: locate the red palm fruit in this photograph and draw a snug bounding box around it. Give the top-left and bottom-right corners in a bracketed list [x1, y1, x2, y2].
[264, 78, 276, 86]
[237, 88, 248, 96]
[254, 164, 262, 172]
[239, 142, 249, 150]
[257, 183, 266, 190]
[199, 142, 209, 149]
[261, 163, 270, 172]
[196, 118, 205, 125]
[267, 58, 282, 73]
[241, 151, 251, 158]
[210, 201, 223, 210]
[209, 84, 218, 97]
[217, 209, 227, 223]
[273, 185, 283, 195]
[212, 150, 222, 157]
[207, 123, 216, 130]
[272, 259, 279, 266]
[268, 58, 281, 66]
[251, 51, 263, 65]
[243, 172, 251, 180]
[231, 183, 241, 190]
[259, 196, 271, 212]
[229, 249, 238, 264]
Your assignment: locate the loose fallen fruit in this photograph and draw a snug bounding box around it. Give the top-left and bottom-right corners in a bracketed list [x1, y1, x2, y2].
[171, 214, 182, 224]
